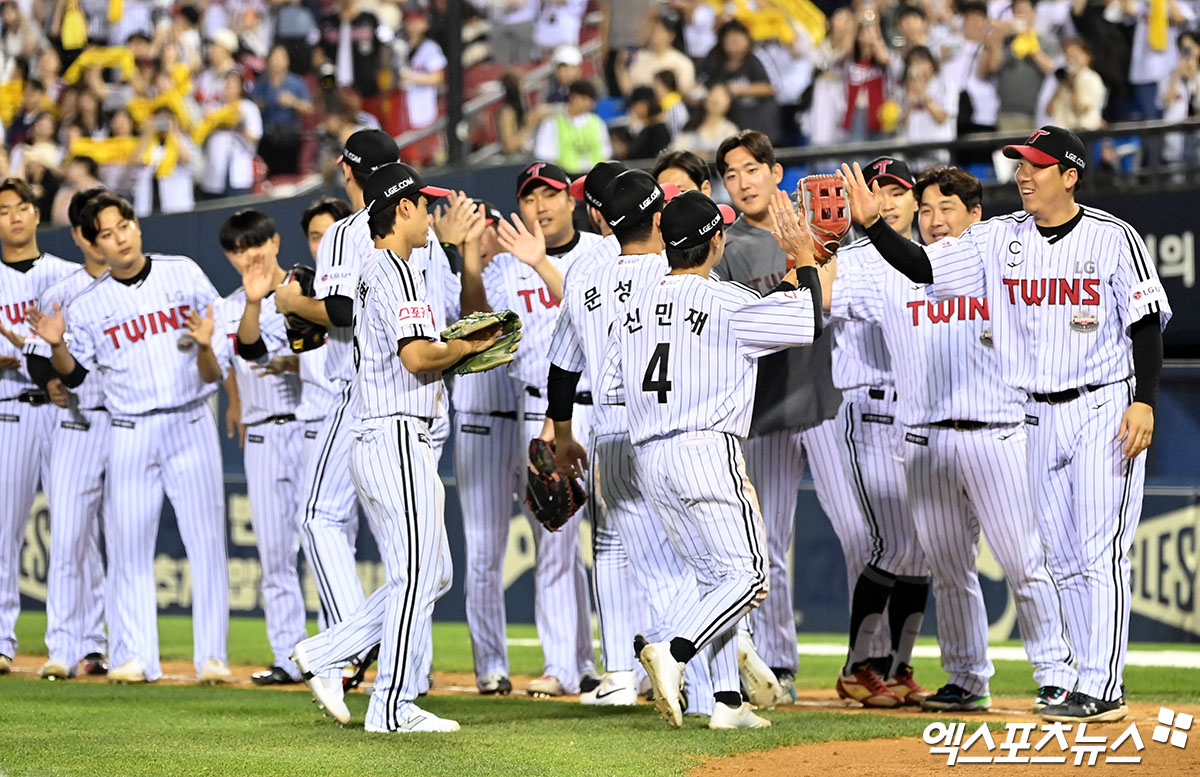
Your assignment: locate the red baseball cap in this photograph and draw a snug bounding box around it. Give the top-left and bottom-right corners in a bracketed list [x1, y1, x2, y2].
[1002, 125, 1087, 172]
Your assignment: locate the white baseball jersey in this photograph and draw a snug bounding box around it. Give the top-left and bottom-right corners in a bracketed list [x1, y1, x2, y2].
[353, 250, 444, 420]
[217, 288, 302, 425]
[548, 247, 665, 439]
[296, 345, 339, 422]
[601, 273, 818, 445]
[63, 255, 222, 414]
[831, 318, 893, 392]
[452, 365, 518, 414]
[314, 207, 373, 384]
[482, 231, 603, 391]
[410, 227, 460, 330]
[923, 207, 1172, 392]
[27, 266, 105, 409]
[1, 253, 78, 397]
[832, 238, 1026, 425]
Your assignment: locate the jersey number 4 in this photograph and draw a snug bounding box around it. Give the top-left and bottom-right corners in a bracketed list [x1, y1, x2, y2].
[642, 343, 672, 403]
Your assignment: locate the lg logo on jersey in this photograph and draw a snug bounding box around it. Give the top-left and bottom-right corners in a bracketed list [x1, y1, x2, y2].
[516, 287, 559, 312]
[102, 305, 192, 348]
[1002, 278, 1101, 307]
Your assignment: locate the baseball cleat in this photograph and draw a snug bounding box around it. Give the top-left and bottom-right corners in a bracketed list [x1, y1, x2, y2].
[837, 664, 902, 708]
[887, 663, 930, 705]
[365, 707, 460, 733]
[580, 670, 637, 706]
[921, 683, 992, 712]
[252, 666, 299, 686]
[198, 658, 233, 684]
[107, 660, 148, 684]
[342, 645, 378, 692]
[737, 632, 789, 709]
[1032, 685, 1070, 712]
[292, 643, 351, 725]
[82, 653, 108, 676]
[526, 675, 566, 698]
[709, 701, 772, 729]
[0, 654, 11, 674]
[478, 671, 512, 695]
[773, 670, 797, 704]
[1039, 691, 1127, 723]
[39, 659, 73, 680]
[578, 668, 602, 694]
[638, 641, 684, 728]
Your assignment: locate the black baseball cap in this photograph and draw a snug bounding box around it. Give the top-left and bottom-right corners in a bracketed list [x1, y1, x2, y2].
[864, 156, 915, 189]
[661, 191, 736, 250]
[337, 129, 399, 176]
[568, 160, 627, 211]
[516, 161, 570, 197]
[602, 169, 676, 229]
[1002, 125, 1087, 172]
[364, 162, 451, 220]
[474, 199, 504, 225]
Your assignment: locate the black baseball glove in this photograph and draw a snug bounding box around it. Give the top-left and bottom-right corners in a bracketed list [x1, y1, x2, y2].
[525, 439, 586, 531]
[285, 264, 327, 353]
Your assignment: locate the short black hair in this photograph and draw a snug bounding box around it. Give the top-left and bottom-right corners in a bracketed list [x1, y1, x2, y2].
[653, 69, 677, 93]
[612, 216, 657, 246]
[219, 209, 278, 252]
[68, 185, 107, 229]
[301, 197, 353, 237]
[914, 166, 983, 211]
[568, 79, 598, 101]
[716, 130, 776, 176]
[629, 85, 661, 117]
[81, 193, 135, 244]
[0, 177, 37, 205]
[68, 155, 100, 178]
[369, 204, 398, 241]
[652, 150, 709, 189]
[665, 241, 713, 270]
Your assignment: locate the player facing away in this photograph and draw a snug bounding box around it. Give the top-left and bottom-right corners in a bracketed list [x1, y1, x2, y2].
[842, 126, 1170, 722]
[0, 178, 83, 676]
[291, 162, 498, 733]
[214, 210, 307, 685]
[601, 190, 823, 730]
[26, 186, 112, 679]
[30, 192, 230, 684]
[824, 165, 1077, 713]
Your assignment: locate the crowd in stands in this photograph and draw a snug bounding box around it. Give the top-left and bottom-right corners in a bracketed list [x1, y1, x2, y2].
[1, 0, 1196, 223]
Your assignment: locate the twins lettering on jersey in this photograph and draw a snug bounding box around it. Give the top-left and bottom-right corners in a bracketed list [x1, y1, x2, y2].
[1001, 278, 1102, 307]
[3, 300, 32, 326]
[102, 305, 193, 348]
[907, 296, 989, 325]
[517, 287, 559, 312]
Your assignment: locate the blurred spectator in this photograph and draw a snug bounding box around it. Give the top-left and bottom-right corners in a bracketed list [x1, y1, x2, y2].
[318, 0, 391, 104]
[620, 85, 671, 159]
[167, 4, 205, 72]
[1047, 38, 1106, 129]
[236, 5, 271, 63]
[534, 0, 588, 50]
[134, 106, 199, 215]
[758, 33, 817, 147]
[1125, 0, 1195, 121]
[616, 11, 695, 97]
[602, 0, 656, 95]
[670, 0, 717, 60]
[547, 44, 582, 104]
[842, 12, 892, 142]
[106, 0, 154, 46]
[1161, 30, 1200, 163]
[19, 142, 61, 214]
[253, 44, 313, 175]
[1, 1, 47, 68]
[400, 10, 447, 131]
[48, 0, 92, 69]
[11, 112, 62, 176]
[653, 148, 712, 194]
[533, 78, 611, 173]
[672, 83, 739, 155]
[491, 0, 539, 66]
[196, 29, 240, 112]
[943, 1, 1000, 159]
[992, 0, 1060, 132]
[270, 0, 319, 75]
[652, 69, 688, 137]
[699, 19, 781, 143]
[805, 8, 854, 147]
[74, 86, 103, 138]
[35, 48, 63, 102]
[199, 70, 262, 197]
[899, 46, 956, 168]
[51, 155, 103, 225]
[1070, 0, 1132, 122]
[6, 78, 45, 145]
[498, 70, 549, 155]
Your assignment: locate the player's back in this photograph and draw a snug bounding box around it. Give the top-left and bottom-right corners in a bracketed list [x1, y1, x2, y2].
[313, 207, 373, 384]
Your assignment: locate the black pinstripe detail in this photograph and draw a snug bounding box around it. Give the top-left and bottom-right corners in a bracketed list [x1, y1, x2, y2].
[300, 382, 353, 622]
[586, 451, 610, 667]
[1081, 207, 1162, 316]
[843, 402, 884, 564]
[386, 419, 421, 729]
[1104, 380, 1137, 701]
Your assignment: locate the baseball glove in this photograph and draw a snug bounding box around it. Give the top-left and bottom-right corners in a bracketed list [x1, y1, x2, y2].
[284, 264, 328, 353]
[796, 174, 851, 265]
[440, 310, 522, 375]
[525, 439, 586, 531]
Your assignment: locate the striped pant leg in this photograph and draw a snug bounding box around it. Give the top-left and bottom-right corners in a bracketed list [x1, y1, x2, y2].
[429, 412, 451, 465]
[0, 402, 52, 657]
[160, 403, 228, 672]
[244, 421, 308, 677]
[902, 427, 993, 697]
[570, 403, 596, 676]
[589, 435, 638, 674]
[741, 429, 804, 672]
[80, 411, 108, 658]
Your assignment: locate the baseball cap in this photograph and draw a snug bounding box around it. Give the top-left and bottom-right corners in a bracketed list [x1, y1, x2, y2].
[1002, 125, 1087, 172]
[552, 45, 583, 67]
[864, 156, 915, 189]
[568, 160, 627, 211]
[474, 199, 504, 226]
[661, 191, 737, 250]
[601, 169, 670, 230]
[337, 129, 400, 176]
[364, 162, 451, 221]
[516, 161, 571, 198]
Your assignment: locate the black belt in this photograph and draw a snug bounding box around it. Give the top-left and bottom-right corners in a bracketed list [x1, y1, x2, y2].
[931, 419, 989, 431]
[525, 386, 541, 398]
[488, 410, 518, 420]
[247, 413, 297, 427]
[575, 391, 592, 405]
[3, 391, 50, 406]
[1029, 383, 1107, 405]
[868, 388, 897, 401]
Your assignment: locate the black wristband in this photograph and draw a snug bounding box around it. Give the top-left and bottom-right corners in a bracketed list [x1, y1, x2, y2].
[237, 336, 268, 361]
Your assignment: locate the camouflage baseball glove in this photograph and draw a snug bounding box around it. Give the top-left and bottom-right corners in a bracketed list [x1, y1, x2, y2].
[284, 264, 328, 353]
[796, 174, 851, 265]
[524, 439, 586, 531]
[440, 310, 522, 375]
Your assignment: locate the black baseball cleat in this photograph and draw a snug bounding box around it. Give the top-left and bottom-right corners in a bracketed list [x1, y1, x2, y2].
[251, 666, 298, 686]
[343, 645, 379, 692]
[82, 653, 108, 676]
[1039, 691, 1128, 723]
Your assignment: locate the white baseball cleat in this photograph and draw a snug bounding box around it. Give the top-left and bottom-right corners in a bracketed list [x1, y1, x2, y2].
[107, 660, 148, 684]
[292, 642, 351, 725]
[478, 671, 512, 695]
[580, 671, 638, 706]
[39, 659, 73, 680]
[638, 641, 684, 728]
[365, 707, 461, 733]
[708, 701, 772, 730]
[197, 658, 233, 684]
[526, 675, 566, 698]
[737, 630, 788, 709]
[0, 654, 11, 674]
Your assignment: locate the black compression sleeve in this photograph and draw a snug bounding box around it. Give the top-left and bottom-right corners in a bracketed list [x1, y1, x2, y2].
[25, 354, 57, 390]
[1130, 314, 1162, 407]
[60, 361, 88, 389]
[864, 219, 934, 284]
[325, 295, 354, 328]
[441, 243, 463, 274]
[793, 265, 825, 340]
[237, 336, 268, 361]
[547, 364, 582, 422]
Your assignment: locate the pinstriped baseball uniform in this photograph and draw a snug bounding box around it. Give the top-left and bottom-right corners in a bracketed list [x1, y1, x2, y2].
[27, 266, 108, 669]
[63, 254, 228, 680]
[0, 253, 81, 662]
[482, 233, 603, 691]
[216, 288, 307, 679]
[296, 248, 447, 731]
[920, 206, 1172, 701]
[833, 244, 1078, 697]
[411, 229, 460, 464]
[600, 272, 819, 697]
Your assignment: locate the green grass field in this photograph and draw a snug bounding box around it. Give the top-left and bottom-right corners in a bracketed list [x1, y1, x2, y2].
[3, 614, 1198, 777]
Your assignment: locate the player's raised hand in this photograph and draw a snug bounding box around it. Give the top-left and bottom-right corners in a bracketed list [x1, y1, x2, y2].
[250, 354, 299, 376]
[840, 162, 882, 228]
[1116, 401, 1154, 459]
[769, 189, 817, 268]
[497, 213, 547, 268]
[186, 304, 216, 348]
[0, 316, 24, 349]
[274, 276, 302, 315]
[432, 190, 475, 246]
[242, 251, 275, 303]
[28, 303, 66, 346]
[464, 203, 487, 245]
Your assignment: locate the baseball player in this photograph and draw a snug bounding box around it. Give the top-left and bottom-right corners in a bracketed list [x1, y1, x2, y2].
[601, 190, 822, 729]
[215, 210, 307, 685]
[30, 191, 230, 684]
[0, 179, 86, 676]
[291, 162, 487, 733]
[460, 161, 602, 697]
[652, 150, 714, 196]
[26, 186, 111, 680]
[824, 164, 1077, 712]
[841, 126, 1170, 722]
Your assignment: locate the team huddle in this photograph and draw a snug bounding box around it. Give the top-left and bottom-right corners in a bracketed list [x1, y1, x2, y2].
[0, 122, 1168, 733]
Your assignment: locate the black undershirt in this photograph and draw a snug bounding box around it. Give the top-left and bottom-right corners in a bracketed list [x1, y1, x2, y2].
[3, 255, 39, 274]
[546, 230, 580, 257]
[112, 256, 153, 286]
[1035, 207, 1085, 244]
